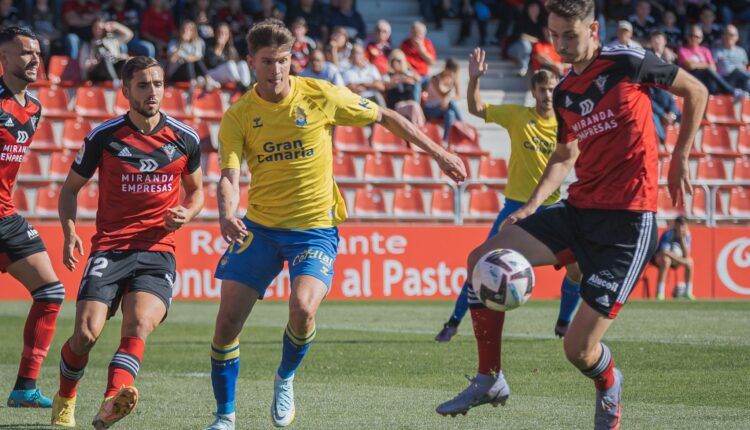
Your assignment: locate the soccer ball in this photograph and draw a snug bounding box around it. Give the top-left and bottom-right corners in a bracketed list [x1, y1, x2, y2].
[472, 249, 535, 312]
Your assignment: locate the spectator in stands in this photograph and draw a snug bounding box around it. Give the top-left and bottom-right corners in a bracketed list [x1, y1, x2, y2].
[206, 22, 252, 89]
[328, 0, 366, 42]
[142, 0, 177, 56]
[507, 1, 545, 77]
[62, 0, 100, 59]
[105, 0, 156, 58]
[400, 21, 436, 79]
[366, 20, 392, 76]
[343, 44, 386, 106]
[327, 26, 352, 70]
[719, 1, 750, 26]
[384, 48, 421, 108]
[531, 26, 568, 76]
[456, 0, 490, 47]
[652, 216, 695, 300]
[253, 0, 286, 22]
[189, 0, 216, 41]
[651, 30, 676, 64]
[605, 0, 634, 21]
[0, 0, 24, 27]
[167, 20, 217, 89]
[650, 84, 681, 143]
[80, 19, 132, 83]
[300, 48, 345, 86]
[421, 0, 454, 31]
[679, 25, 744, 96]
[216, 0, 253, 48]
[286, 0, 328, 42]
[492, 0, 524, 46]
[698, 6, 723, 48]
[291, 18, 316, 74]
[423, 58, 462, 142]
[628, 0, 656, 46]
[659, 9, 684, 49]
[714, 25, 750, 94]
[31, 0, 61, 60]
[609, 20, 642, 48]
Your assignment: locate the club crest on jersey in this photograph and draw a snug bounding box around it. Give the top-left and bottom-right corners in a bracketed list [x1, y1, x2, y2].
[252, 117, 263, 128]
[564, 95, 573, 108]
[162, 143, 176, 161]
[294, 107, 307, 127]
[595, 75, 607, 93]
[579, 99, 595, 116]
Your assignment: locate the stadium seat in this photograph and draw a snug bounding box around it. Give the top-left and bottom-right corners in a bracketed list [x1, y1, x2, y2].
[12, 188, 29, 214]
[354, 185, 387, 215]
[468, 186, 500, 216]
[46, 55, 82, 87]
[662, 124, 679, 155]
[185, 120, 215, 152]
[477, 157, 508, 189]
[370, 123, 411, 155]
[114, 90, 129, 115]
[333, 125, 373, 154]
[393, 186, 425, 216]
[657, 186, 685, 217]
[728, 187, 750, 216]
[32, 120, 61, 152]
[191, 89, 224, 121]
[204, 152, 221, 180]
[49, 152, 74, 179]
[694, 157, 728, 180]
[363, 153, 396, 182]
[737, 126, 750, 156]
[161, 88, 191, 119]
[734, 158, 750, 180]
[741, 96, 750, 123]
[419, 123, 442, 150]
[333, 152, 357, 179]
[700, 125, 739, 158]
[440, 154, 472, 180]
[401, 153, 434, 181]
[202, 184, 220, 218]
[35, 185, 61, 216]
[229, 90, 244, 105]
[690, 186, 708, 218]
[74, 87, 112, 120]
[38, 87, 75, 120]
[62, 118, 92, 150]
[430, 185, 456, 217]
[78, 183, 99, 218]
[447, 123, 489, 157]
[704, 95, 741, 125]
[18, 152, 43, 179]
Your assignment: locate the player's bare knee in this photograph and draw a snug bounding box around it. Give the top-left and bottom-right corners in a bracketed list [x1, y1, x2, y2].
[71, 328, 99, 353]
[214, 312, 244, 343]
[563, 336, 596, 368]
[289, 304, 316, 333]
[123, 320, 158, 340]
[467, 246, 484, 277]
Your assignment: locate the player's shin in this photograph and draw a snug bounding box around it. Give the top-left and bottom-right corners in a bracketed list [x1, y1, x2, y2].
[468, 284, 505, 376]
[277, 323, 316, 380]
[211, 340, 240, 415]
[580, 343, 616, 391]
[105, 337, 145, 398]
[16, 282, 65, 390]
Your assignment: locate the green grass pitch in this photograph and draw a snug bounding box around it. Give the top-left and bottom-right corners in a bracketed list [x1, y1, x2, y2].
[0, 300, 748, 429]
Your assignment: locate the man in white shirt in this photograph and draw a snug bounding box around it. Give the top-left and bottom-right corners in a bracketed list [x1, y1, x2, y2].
[342, 44, 386, 106]
[713, 25, 750, 93]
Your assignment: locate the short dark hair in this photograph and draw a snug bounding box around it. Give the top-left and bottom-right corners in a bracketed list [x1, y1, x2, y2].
[246, 19, 294, 55]
[0, 26, 38, 45]
[121, 56, 162, 86]
[650, 30, 666, 39]
[674, 215, 688, 225]
[531, 69, 558, 89]
[444, 58, 459, 72]
[545, 0, 595, 22]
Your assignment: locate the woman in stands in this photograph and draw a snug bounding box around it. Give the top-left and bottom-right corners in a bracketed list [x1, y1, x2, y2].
[423, 58, 463, 142]
[384, 49, 421, 109]
[167, 20, 218, 89]
[206, 23, 252, 90]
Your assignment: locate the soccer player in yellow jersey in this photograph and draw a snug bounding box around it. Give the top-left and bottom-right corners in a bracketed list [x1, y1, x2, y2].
[435, 48, 583, 417]
[204, 19, 467, 430]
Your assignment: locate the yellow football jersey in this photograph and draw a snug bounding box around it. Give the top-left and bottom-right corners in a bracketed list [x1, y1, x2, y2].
[485, 104, 560, 206]
[219, 76, 379, 229]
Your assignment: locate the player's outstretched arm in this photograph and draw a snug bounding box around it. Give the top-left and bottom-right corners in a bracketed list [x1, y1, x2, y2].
[217, 168, 248, 244]
[377, 107, 467, 183]
[165, 169, 205, 231]
[665, 68, 708, 207]
[507, 139, 579, 224]
[467, 47, 488, 119]
[58, 171, 88, 271]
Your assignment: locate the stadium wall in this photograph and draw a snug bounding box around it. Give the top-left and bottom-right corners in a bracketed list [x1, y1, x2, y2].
[0, 224, 748, 300]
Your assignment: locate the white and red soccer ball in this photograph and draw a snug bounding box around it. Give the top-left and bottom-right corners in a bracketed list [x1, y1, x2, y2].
[472, 249, 535, 311]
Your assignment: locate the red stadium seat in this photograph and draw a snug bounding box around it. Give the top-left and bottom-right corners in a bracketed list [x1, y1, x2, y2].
[12, 188, 29, 213]
[38, 87, 75, 120]
[734, 158, 750, 180]
[468, 186, 500, 216]
[185, 120, 215, 152]
[35, 185, 61, 216]
[690, 186, 708, 218]
[419, 123, 442, 150]
[354, 185, 387, 215]
[161, 88, 191, 119]
[741, 96, 750, 123]
[32, 120, 61, 152]
[728, 187, 750, 216]
[191, 89, 224, 121]
[333, 126, 373, 154]
[430, 185, 455, 216]
[704, 95, 741, 125]
[18, 151, 43, 178]
[114, 90, 129, 115]
[229, 90, 244, 105]
[78, 183, 99, 217]
[363, 153, 396, 181]
[371, 123, 411, 155]
[62, 118, 92, 150]
[700, 125, 739, 158]
[662, 124, 679, 155]
[402, 153, 434, 181]
[74, 87, 112, 120]
[657, 186, 686, 217]
[440, 154, 471, 181]
[448, 123, 489, 157]
[49, 152, 74, 179]
[694, 158, 728, 180]
[737, 126, 750, 156]
[478, 157, 508, 189]
[204, 152, 221, 180]
[393, 186, 425, 216]
[46, 55, 82, 87]
[333, 152, 357, 179]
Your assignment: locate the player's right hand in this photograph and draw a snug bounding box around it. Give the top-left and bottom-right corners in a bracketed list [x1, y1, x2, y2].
[507, 204, 537, 225]
[437, 151, 467, 184]
[468, 47, 488, 79]
[220, 216, 248, 245]
[63, 233, 85, 272]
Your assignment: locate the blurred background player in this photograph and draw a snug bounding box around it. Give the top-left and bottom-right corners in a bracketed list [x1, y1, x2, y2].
[435, 51, 583, 417]
[0, 26, 65, 409]
[438, 0, 708, 427]
[50, 56, 204, 429]
[435, 52, 582, 344]
[204, 19, 466, 430]
[652, 216, 694, 300]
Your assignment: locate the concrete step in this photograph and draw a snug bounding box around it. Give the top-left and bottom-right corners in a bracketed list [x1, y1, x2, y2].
[359, 0, 421, 19]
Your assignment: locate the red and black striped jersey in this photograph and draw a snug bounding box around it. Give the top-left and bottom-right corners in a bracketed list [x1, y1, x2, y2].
[554, 45, 678, 212]
[0, 78, 42, 218]
[72, 113, 201, 253]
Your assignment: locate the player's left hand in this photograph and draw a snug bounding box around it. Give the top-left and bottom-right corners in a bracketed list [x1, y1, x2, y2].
[667, 157, 692, 207]
[164, 206, 192, 231]
[436, 151, 467, 184]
